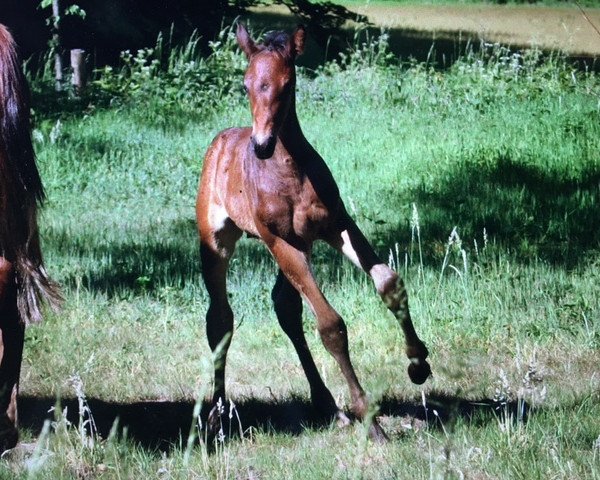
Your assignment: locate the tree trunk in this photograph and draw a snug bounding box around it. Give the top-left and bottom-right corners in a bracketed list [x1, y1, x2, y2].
[70, 49, 85, 95]
[52, 0, 62, 91]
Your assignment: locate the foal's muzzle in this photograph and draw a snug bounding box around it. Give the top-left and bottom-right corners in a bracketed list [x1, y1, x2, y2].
[251, 134, 276, 159]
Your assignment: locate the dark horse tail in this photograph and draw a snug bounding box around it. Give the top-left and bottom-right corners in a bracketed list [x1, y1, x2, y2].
[0, 24, 61, 324]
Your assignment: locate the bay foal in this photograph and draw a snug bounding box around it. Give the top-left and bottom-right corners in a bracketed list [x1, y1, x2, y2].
[196, 24, 431, 441]
[0, 24, 61, 452]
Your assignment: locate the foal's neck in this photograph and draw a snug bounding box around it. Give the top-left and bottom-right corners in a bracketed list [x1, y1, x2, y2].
[278, 97, 310, 156]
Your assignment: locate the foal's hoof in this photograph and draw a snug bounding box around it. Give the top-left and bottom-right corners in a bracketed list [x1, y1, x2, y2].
[204, 405, 223, 441]
[408, 360, 432, 385]
[0, 423, 18, 455]
[368, 421, 389, 444]
[335, 410, 352, 428]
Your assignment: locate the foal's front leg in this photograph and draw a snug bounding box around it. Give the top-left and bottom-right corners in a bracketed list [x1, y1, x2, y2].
[197, 216, 242, 434]
[271, 269, 350, 427]
[329, 216, 431, 384]
[267, 237, 387, 442]
[200, 243, 234, 405]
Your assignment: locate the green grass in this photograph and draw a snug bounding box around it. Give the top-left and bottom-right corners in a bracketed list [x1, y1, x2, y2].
[2, 32, 599, 479]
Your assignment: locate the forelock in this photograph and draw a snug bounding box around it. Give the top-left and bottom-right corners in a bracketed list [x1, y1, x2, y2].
[261, 31, 290, 53]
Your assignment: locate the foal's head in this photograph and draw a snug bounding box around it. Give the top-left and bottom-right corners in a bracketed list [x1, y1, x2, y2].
[237, 24, 305, 159]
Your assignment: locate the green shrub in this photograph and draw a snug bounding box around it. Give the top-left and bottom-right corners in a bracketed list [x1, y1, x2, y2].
[91, 24, 246, 117]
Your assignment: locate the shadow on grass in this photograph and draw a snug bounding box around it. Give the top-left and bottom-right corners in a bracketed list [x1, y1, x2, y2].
[19, 392, 524, 451]
[373, 153, 600, 268]
[48, 220, 279, 297]
[45, 218, 198, 295]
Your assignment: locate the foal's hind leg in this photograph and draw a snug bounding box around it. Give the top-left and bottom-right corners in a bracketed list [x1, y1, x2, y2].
[328, 215, 431, 384]
[0, 258, 24, 452]
[271, 270, 350, 426]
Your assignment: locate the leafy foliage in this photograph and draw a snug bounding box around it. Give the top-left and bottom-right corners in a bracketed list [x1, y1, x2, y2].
[92, 25, 246, 118]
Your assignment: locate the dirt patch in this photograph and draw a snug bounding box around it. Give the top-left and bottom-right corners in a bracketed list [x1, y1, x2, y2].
[354, 4, 600, 56]
[252, 4, 600, 57]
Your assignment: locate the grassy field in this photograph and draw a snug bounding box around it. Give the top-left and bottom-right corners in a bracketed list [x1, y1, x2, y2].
[1, 27, 599, 479]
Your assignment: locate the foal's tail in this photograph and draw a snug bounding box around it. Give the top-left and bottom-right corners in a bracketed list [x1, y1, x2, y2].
[0, 24, 61, 324]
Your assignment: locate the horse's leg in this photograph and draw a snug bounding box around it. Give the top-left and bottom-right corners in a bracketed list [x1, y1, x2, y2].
[271, 270, 350, 426]
[268, 238, 387, 442]
[0, 257, 24, 452]
[201, 243, 233, 404]
[327, 215, 431, 384]
[198, 216, 241, 431]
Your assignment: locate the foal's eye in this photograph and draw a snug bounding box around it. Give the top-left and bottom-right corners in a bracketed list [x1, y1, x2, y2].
[260, 83, 269, 92]
[242, 84, 248, 94]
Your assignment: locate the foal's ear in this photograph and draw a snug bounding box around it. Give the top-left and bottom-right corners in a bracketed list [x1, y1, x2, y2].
[291, 25, 306, 57]
[237, 23, 257, 58]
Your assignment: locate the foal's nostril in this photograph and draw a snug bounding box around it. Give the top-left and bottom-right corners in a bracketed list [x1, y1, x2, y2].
[252, 135, 276, 159]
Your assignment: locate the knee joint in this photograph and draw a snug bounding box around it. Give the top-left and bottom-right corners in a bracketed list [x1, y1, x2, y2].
[371, 265, 408, 313]
[318, 316, 348, 352]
